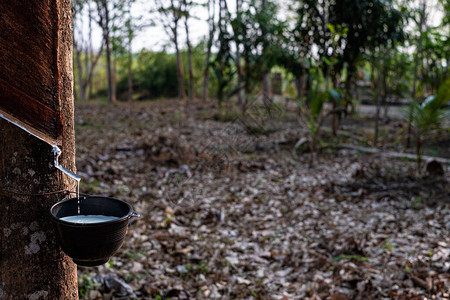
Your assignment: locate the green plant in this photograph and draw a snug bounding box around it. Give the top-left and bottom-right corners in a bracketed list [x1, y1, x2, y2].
[407, 93, 447, 173]
[412, 196, 422, 207]
[382, 239, 393, 251]
[78, 274, 99, 298]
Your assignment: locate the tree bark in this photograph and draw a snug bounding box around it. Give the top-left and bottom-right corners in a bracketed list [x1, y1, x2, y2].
[174, 31, 186, 100]
[261, 0, 271, 109]
[202, 45, 212, 102]
[98, 0, 116, 104]
[184, 9, 194, 101]
[83, 42, 104, 100]
[262, 73, 272, 107]
[407, 0, 426, 147]
[126, 7, 134, 102]
[202, 0, 215, 103]
[0, 0, 78, 299]
[235, 0, 244, 108]
[382, 51, 389, 121]
[112, 52, 117, 103]
[294, 74, 306, 101]
[88, 0, 95, 100]
[127, 40, 133, 102]
[372, 52, 381, 146]
[75, 40, 86, 102]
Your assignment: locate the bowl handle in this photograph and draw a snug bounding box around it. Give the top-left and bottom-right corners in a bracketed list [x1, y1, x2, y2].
[130, 211, 140, 218]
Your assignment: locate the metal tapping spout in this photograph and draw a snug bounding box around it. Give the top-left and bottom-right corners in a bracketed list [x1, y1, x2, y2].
[52, 145, 81, 182]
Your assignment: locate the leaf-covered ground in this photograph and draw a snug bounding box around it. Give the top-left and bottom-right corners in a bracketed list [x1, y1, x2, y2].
[74, 100, 449, 299]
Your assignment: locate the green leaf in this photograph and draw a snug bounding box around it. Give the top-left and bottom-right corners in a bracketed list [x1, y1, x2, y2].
[327, 23, 336, 34]
[310, 91, 324, 120]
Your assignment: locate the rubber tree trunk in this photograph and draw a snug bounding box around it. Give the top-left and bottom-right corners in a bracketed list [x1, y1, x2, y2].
[102, 0, 116, 104]
[262, 73, 272, 108]
[235, 0, 244, 109]
[202, 48, 212, 102]
[202, 0, 215, 103]
[373, 53, 381, 146]
[88, 0, 95, 100]
[184, 14, 194, 101]
[75, 41, 86, 102]
[202, 42, 213, 102]
[407, 0, 426, 147]
[127, 42, 133, 102]
[174, 33, 186, 100]
[0, 0, 78, 299]
[260, 0, 272, 109]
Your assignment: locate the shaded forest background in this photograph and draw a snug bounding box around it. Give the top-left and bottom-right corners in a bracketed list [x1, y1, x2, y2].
[73, 0, 449, 106]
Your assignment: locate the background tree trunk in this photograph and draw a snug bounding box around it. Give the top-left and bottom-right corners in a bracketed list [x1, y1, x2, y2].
[174, 32, 186, 100]
[97, 0, 116, 104]
[184, 11, 194, 101]
[127, 41, 133, 102]
[202, 0, 215, 103]
[261, 0, 272, 109]
[88, 0, 95, 100]
[75, 40, 86, 102]
[112, 54, 117, 103]
[373, 52, 381, 146]
[202, 45, 212, 102]
[0, 0, 78, 298]
[127, 9, 134, 102]
[235, 0, 244, 108]
[262, 72, 272, 107]
[407, 0, 426, 147]
[106, 31, 116, 104]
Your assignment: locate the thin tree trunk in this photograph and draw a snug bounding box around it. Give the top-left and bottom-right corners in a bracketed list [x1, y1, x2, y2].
[101, 0, 116, 104]
[244, 49, 251, 95]
[294, 78, 302, 101]
[73, 10, 85, 102]
[416, 136, 422, 173]
[262, 73, 272, 107]
[373, 52, 381, 146]
[202, 50, 212, 102]
[88, 0, 95, 100]
[382, 51, 389, 121]
[184, 10, 194, 101]
[127, 6, 133, 102]
[261, 0, 271, 109]
[202, 0, 215, 102]
[374, 83, 381, 146]
[236, 51, 244, 107]
[235, 0, 244, 108]
[294, 73, 306, 101]
[127, 40, 133, 102]
[202, 48, 212, 102]
[105, 34, 114, 104]
[407, 0, 426, 147]
[75, 41, 86, 102]
[82, 42, 104, 99]
[112, 53, 117, 103]
[0, 0, 78, 298]
[174, 31, 186, 100]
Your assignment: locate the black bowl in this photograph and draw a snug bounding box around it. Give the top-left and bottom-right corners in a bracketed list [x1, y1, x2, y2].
[50, 196, 139, 266]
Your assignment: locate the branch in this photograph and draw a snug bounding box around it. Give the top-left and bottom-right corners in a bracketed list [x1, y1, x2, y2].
[82, 41, 105, 90]
[335, 145, 450, 165]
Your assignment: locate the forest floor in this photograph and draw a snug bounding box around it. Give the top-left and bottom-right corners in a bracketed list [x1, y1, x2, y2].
[74, 99, 449, 300]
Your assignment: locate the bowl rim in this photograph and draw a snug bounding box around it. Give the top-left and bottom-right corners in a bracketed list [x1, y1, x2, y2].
[49, 195, 137, 227]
